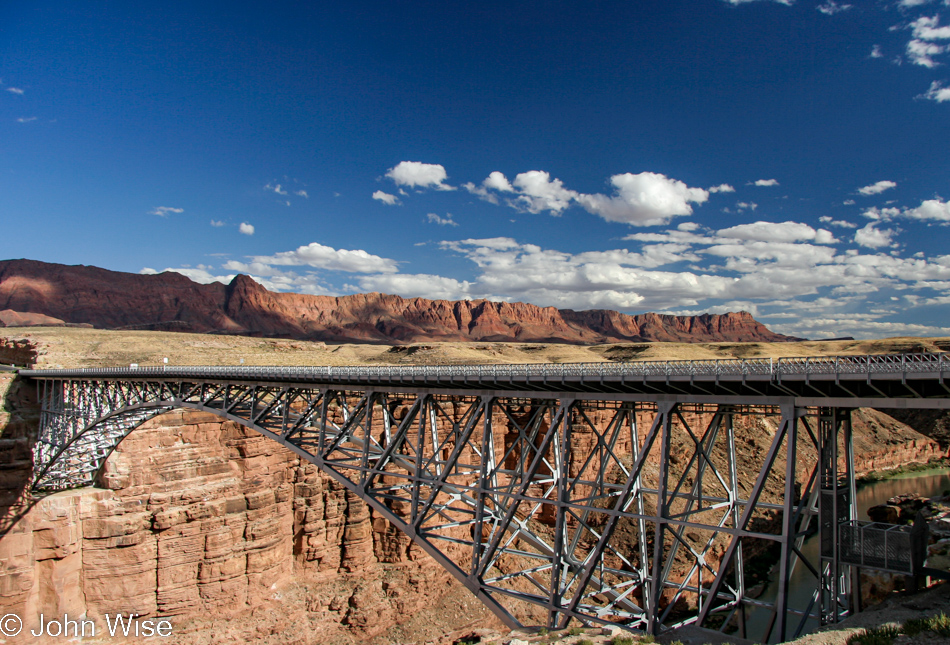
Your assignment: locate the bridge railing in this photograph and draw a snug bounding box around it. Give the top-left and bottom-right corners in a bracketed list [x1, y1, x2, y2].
[838, 519, 928, 575]
[19, 351, 949, 382]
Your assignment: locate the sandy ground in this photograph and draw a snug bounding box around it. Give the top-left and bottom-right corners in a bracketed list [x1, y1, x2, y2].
[4, 326, 950, 369]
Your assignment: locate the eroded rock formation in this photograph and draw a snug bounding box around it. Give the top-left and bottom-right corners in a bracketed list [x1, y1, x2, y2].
[0, 259, 795, 344]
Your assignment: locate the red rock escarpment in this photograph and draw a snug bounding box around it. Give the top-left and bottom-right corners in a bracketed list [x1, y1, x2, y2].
[0, 258, 795, 344]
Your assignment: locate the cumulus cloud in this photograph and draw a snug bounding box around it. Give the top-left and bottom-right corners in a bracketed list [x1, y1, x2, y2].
[817, 1, 852, 15]
[708, 184, 736, 193]
[239, 222, 255, 235]
[265, 183, 288, 196]
[427, 213, 458, 226]
[819, 216, 858, 229]
[150, 206, 184, 217]
[372, 190, 400, 205]
[462, 171, 516, 205]
[910, 15, 950, 40]
[716, 221, 837, 244]
[574, 172, 709, 226]
[248, 241, 399, 273]
[464, 169, 708, 225]
[385, 161, 454, 191]
[862, 206, 901, 221]
[210, 220, 226, 227]
[920, 80, 950, 101]
[6, 87, 24, 95]
[352, 274, 473, 300]
[907, 39, 945, 67]
[751, 178, 780, 186]
[904, 198, 950, 221]
[509, 171, 578, 214]
[870, 45, 884, 59]
[295, 190, 308, 198]
[858, 180, 897, 195]
[854, 223, 896, 248]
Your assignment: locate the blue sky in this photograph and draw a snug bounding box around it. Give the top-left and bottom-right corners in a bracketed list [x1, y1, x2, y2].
[2, 0, 950, 339]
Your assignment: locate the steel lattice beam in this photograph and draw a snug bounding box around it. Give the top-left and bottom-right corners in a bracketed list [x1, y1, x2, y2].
[21, 370, 941, 642]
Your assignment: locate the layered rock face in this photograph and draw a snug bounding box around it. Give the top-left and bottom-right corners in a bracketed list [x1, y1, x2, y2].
[0, 259, 795, 344]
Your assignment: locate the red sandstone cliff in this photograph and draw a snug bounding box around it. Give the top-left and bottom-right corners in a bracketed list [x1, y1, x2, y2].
[0, 259, 795, 344]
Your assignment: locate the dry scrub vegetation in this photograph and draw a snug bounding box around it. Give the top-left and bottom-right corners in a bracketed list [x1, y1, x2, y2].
[3, 326, 950, 369]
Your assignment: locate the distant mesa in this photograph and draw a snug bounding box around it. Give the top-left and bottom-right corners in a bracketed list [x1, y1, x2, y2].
[0, 259, 798, 344]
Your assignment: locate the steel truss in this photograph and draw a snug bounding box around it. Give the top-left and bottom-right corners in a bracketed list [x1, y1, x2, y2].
[32, 377, 870, 641]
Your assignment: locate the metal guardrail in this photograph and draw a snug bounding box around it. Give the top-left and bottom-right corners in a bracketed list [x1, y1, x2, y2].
[18, 351, 950, 382]
[839, 519, 929, 575]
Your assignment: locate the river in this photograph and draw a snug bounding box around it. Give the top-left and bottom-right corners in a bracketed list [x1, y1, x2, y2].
[744, 467, 950, 643]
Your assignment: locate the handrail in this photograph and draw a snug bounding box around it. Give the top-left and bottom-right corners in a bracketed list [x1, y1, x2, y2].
[18, 351, 949, 383]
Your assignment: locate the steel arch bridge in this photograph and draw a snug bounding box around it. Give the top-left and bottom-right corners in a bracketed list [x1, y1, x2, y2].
[19, 353, 950, 643]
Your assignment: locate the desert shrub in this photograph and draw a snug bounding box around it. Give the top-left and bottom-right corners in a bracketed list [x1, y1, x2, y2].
[903, 612, 950, 637]
[846, 624, 900, 645]
[609, 635, 634, 645]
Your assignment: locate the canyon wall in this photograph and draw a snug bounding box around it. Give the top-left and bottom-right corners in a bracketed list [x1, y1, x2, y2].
[0, 259, 795, 344]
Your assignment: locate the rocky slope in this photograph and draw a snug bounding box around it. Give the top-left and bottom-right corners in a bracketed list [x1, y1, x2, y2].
[0, 259, 794, 344]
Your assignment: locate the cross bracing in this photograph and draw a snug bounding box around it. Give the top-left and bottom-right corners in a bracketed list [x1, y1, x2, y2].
[19, 352, 950, 642]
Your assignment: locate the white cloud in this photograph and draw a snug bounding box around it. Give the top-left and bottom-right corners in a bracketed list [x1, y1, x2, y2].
[858, 180, 897, 195]
[899, 0, 933, 7]
[353, 274, 473, 300]
[736, 201, 758, 211]
[817, 1, 852, 15]
[862, 206, 901, 221]
[295, 190, 308, 198]
[159, 267, 236, 285]
[427, 213, 458, 226]
[385, 161, 455, 191]
[751, 178, 780, 186]
[265, 183, 288, 196]
[372, 190, 400, 205]
[870, 45, 884, 59]
[716, 220, 836, 243]
[210, 219, 226, 227]
[920, 80, 950, 101]
[904, 198, 950, 221]
[575, 172, 709, 226]
[854, 223, 897, 248]
[844, 199, 856, 205]
[907, 39, 945, 67]
[150, 206, 184, 217]
[818, 217, 858, 229]
[239, 222, 255, 235]
[16, 117, 36, 123]
[910, 15, 950, 40]
[510, 170, 578, 214]
[484, 171, 515, 192]
[708, 184, 736, 193]
[249, 241, 399, 273]
[463, 171, 516, 204]
[6, 87, 24, 95]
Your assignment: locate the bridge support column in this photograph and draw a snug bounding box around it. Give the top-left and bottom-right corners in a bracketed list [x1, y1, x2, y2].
[818, 407, 855, 626]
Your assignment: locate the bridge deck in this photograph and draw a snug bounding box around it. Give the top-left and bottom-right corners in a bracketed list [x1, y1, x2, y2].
[19, 351, 950, 406]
